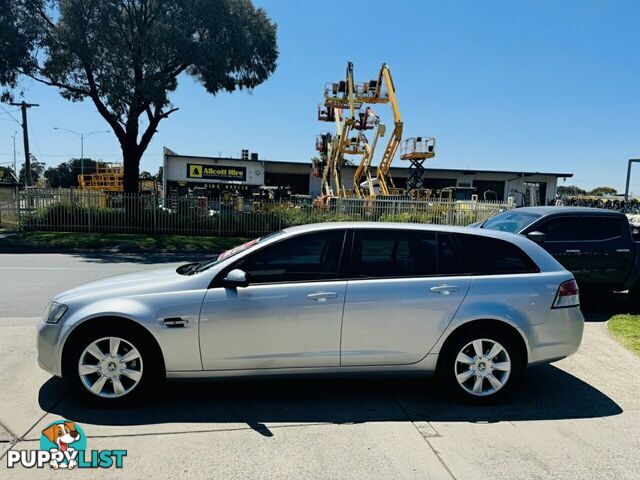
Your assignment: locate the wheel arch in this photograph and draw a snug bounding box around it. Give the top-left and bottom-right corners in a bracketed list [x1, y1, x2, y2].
[436, 318, 529, 370]
[60, 315, 166, 379]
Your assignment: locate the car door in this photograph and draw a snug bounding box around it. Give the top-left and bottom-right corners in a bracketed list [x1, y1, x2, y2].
[199, 229, 347, 370]
[340, 229, 472, 366]
[523, 215, 587, 282]
[578, 215, 632, 286]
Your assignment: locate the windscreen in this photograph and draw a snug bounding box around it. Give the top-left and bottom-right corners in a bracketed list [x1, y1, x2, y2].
[481, 211, 541, 233]
[188, 231, 285, 274]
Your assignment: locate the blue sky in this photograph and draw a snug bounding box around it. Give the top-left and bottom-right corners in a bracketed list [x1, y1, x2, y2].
[1, 0, 639, 192]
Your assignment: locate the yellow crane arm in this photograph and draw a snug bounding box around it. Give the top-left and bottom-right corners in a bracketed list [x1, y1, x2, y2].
[374, 64, 402, 195]
[353, 118, 386, 198]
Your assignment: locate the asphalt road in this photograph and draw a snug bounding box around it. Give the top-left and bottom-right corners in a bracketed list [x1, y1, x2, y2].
[1, 253, 639, 479]
[0, 252, 207, 317]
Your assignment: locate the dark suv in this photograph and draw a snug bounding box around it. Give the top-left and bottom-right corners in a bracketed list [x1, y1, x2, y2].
[475, 207, 640, 301]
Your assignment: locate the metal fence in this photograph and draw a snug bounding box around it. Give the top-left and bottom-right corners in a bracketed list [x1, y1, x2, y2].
[13, 189, 512, 237]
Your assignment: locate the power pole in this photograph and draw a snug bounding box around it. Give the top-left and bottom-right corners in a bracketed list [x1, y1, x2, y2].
[9, 101, 39, 186]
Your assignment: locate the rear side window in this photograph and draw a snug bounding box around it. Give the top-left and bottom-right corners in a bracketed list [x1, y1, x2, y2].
[580, 216, 624, 241]
[441, 233, 539, 275]
[235, 230, 345, 283]
[353, 230, 437, 278]
[533, 216, 581, 241]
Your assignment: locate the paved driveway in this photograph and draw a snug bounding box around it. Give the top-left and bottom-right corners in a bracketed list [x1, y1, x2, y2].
[1, 253, 639, 479]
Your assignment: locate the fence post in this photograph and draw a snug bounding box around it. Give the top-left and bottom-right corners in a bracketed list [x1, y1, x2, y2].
[87, 198, 92, 233]
[16, 186, 22, 231]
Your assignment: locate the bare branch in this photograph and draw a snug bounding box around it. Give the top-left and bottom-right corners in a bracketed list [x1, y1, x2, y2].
[83, 63, 126, 141]
[158, 107, 179, 119]
[17, 69, 91, 96]
[137, 107, 179, 154]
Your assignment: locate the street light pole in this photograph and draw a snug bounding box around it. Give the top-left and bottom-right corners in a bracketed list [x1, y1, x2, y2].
[80, 133, 84, 176]
[11, 131, 17, 174]
[53, 127, 109, 180]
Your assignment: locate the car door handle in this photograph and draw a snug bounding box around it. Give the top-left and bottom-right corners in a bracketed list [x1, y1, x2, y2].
[565, 249, 581, 253]
[430, 285, 460, 295]
[306, 292, 338, 302]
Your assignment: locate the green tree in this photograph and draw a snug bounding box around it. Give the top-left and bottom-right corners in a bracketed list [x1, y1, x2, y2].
[0, 0, 278, 192]
[156, 165, 163, 183]
[556, 185, 587, 196]
[589, 186, 618, 196]
[0, 166, 19, 184]
[18, 157, 45, 184]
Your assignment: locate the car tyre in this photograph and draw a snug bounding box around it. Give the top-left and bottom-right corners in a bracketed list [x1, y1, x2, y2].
[64, 324, 163, 407]
[629, 283, 640, 313]
[438, 325, 523, 404]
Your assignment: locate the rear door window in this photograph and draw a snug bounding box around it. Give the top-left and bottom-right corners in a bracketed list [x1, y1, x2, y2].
[580, 216, 625, 241]
[352, 230, 437, 278]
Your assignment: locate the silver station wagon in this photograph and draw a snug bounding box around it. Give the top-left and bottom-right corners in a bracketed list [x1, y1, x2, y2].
[37, 222, 584, 405]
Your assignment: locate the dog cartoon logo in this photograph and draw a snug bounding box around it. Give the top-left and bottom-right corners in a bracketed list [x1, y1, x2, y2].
[40, 421, 85, 469]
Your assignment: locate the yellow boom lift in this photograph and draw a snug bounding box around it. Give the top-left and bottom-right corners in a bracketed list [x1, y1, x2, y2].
[360, 63, 436, 197]
[317, 62, 380, 199]
[352, 107, 385, 198]
[317, 62, 435, 199]
[316, 62, 359, 198]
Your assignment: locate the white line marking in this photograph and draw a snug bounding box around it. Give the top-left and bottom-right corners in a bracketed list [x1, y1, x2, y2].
[0, 267, 138, 271]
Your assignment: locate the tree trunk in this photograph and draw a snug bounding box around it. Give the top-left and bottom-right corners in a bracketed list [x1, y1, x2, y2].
[122, 145, 141, 193]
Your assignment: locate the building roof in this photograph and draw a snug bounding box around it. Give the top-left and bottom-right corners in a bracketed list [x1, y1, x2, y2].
[164, 150, 573, 178]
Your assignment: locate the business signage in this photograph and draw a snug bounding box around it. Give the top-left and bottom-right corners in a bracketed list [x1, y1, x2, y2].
[186, 163, 247, 182]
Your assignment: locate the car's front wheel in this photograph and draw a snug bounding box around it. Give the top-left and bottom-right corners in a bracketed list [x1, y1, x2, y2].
[65, 325, 161, 406]
[438, 326, 523, 404]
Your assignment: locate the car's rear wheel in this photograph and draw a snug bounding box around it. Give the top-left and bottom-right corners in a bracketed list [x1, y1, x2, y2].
[65, 325, 161, 406]
[438, 325, 523, 404]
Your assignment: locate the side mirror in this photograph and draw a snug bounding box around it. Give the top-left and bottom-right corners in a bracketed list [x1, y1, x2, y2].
[223, 269, 249, 288]
[527, 231, 547, 243]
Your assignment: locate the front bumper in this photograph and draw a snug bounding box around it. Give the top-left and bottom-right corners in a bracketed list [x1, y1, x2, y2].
[525, 306, 584, 365]
[37, 321, 67, 377]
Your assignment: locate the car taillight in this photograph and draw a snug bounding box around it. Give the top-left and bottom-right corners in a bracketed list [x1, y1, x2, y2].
[552, 279, 580, 308]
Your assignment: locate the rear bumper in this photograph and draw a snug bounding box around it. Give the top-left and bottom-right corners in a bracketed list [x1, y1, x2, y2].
[524, 306, 584, 365]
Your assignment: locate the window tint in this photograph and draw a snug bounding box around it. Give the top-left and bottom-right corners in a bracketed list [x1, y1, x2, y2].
[438, 234, 471, 275]
[353, 230, 437, 278]
[235, 230, 344, 283]
[581, 216, 624, 241]
[454, 233, 538, 275]
[534, 216, 581, 241]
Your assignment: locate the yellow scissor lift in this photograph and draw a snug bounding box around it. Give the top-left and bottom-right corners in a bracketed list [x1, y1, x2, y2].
[78, 163, 124, 191]
[400, 137, 436, 199]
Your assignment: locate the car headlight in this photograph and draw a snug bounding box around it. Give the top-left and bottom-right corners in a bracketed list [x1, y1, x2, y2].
[43, 302, 68, 324]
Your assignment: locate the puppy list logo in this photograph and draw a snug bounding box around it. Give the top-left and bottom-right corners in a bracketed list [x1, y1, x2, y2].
[6, 419, 126, 469]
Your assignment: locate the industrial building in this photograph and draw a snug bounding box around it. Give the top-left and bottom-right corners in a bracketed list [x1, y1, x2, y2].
[162, 147, 573, 205]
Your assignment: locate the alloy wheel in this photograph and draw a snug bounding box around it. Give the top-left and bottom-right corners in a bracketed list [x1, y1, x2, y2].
[454, 338, 511, 397]
[77, 336, 144, 398]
